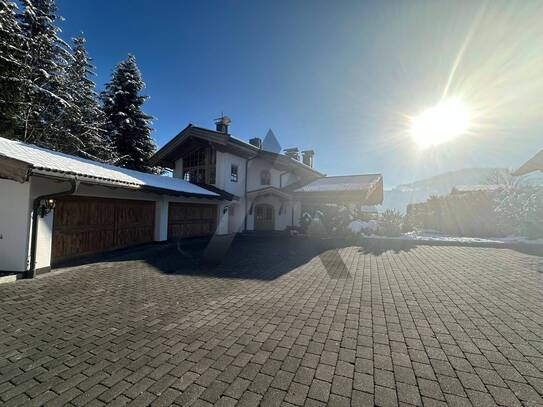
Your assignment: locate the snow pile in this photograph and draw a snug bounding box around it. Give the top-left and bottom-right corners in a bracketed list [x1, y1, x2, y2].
[349, 220, 379, 234]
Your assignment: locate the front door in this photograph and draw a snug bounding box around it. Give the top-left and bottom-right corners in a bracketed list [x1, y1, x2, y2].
[255, 204, 274, 231]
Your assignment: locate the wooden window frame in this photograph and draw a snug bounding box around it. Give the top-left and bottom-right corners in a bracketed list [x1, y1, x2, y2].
[230, 164, 239, 183]
[260, 169, 271, 185]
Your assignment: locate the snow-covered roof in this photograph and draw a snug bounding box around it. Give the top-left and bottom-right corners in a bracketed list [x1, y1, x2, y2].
[0, 137, 219, 197]
[513, 149, 543, 176]
[294, 174, 382, 193]
[451, 184, 503, 193]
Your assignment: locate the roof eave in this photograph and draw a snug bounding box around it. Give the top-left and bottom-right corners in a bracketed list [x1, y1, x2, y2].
[0, 155, 32, 183]
[29, 169, 223, 200]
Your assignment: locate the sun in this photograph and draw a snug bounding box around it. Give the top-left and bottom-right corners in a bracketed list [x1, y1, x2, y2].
[410, 98, 470, 148]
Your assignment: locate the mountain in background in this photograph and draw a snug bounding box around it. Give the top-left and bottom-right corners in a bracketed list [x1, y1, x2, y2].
[382, 168, 543, 212]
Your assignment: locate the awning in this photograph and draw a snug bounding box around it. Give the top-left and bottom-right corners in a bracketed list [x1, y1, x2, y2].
[247, 186, 292, 200]
[513, 150, 543, 176]
[292, 174, 384, 205]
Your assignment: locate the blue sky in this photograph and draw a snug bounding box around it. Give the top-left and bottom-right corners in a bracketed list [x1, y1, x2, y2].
[57, 0, 543, 188]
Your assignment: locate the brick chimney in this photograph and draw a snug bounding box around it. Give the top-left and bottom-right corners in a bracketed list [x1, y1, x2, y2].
[284, 147, 300, 160]
[302, 150, 314, 167]
[214, 115, 231, 133]
[249, 138, 262, 148]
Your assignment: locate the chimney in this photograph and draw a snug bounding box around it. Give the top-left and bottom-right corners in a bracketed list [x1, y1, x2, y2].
[302, 150, 315, 168]
[284, 147, 300, 161]
[214, 115, 231, 133]
[249, 137, 262, 148]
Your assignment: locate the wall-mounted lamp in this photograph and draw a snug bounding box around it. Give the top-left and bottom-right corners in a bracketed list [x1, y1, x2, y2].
[38, 198, 56, 218]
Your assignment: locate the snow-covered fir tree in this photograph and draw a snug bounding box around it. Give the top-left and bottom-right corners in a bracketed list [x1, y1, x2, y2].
[63, 35, 115, 162]
[0, 0, 27, 136]
[101, 54, 158, 173]
[16, 0, 73, 149]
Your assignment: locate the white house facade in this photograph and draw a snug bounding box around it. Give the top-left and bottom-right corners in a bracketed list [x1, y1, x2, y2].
[149, 117, 384, 235]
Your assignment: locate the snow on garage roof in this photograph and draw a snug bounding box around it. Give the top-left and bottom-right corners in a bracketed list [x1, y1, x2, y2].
[0, 137, 219, 198]
[294, 174, 382, 193]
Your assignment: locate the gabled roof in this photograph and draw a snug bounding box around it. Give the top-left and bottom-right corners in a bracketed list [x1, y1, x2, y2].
[293, 174, 382, 193]
[513, 149, 543, 176]
[149, 124, 324, 177]
[0, 137, 222, 199]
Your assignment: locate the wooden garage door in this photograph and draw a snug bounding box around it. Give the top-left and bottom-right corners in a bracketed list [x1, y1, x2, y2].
[168, 203, 217, 239]
[52, 197, 155, 262]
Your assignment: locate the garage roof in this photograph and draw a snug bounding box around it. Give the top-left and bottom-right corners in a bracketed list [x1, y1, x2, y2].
[0, 137, 220, 198]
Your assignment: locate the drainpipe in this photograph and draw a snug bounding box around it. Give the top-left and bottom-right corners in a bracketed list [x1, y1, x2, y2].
[26, 178, 79, 279]
[243, 156, 256, 232]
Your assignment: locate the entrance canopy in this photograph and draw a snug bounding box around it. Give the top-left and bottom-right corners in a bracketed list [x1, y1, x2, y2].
[292, 174, 383, 205]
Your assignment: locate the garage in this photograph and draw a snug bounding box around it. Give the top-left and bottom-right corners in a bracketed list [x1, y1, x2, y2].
[168, 203, 217, 239]
[51, 196, 156, 263]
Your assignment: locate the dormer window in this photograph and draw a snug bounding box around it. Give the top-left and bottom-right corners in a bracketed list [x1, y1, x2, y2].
[260, 169, 271, 185]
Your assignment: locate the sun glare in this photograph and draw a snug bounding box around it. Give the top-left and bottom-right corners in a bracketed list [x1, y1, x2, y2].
[410, 99, 469, 148]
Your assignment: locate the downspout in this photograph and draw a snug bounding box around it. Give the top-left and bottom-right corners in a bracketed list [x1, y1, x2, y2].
[243, 156, 256, 232]
[26, 178, 79, 279]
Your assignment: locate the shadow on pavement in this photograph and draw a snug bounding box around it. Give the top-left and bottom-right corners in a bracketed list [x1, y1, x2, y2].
[54, 235, 363, 281]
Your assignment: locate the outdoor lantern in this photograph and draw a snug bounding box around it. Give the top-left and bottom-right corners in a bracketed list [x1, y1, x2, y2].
[39, 198, 56, 218]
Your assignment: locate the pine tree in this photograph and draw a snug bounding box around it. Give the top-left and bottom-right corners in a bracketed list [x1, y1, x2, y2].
[16, 0, 73, 149]
[101, 54, 157, 173]
[0, 0, 27, 136]
[63, 35, 115, 162]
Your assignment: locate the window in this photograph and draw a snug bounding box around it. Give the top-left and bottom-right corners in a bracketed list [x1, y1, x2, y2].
[228, 205, 235, 217]
[260, 169, 271, 185]
[230, 164, 238, 182]
[181, 147, 216, 184]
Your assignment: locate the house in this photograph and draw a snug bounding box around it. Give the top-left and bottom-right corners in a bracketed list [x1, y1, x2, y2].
[513, 149, 543, 176]
[149, 116, 383, 234]
[0, 117, 383, 278]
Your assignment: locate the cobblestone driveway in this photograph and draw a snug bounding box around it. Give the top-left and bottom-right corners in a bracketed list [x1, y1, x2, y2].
[1, 237, 543, 406]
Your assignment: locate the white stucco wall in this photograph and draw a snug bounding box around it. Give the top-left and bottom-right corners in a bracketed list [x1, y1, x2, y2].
[246, 158, 299, 191]
[213, 151, 247, 233]
[0, 179, 31, 272]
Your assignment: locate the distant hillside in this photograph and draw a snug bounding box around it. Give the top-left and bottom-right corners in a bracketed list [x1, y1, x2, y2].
[382, 168, 543, 213]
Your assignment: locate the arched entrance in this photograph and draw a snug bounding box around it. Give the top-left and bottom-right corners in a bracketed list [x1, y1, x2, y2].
[254, 203, 275, 231]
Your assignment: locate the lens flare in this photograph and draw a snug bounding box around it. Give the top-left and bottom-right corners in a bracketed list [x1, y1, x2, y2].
[409, 99, 470, 148]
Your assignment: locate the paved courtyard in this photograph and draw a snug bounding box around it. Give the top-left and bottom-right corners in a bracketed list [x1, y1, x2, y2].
[1, 237, 543, 407]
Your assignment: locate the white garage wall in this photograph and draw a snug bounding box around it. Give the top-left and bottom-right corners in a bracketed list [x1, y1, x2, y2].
[0, 179, 31, 272]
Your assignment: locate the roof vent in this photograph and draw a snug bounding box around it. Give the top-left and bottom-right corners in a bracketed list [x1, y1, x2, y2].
[284, 147, 300, 161]
[302, 150, 315, 168]
[249, 138, 262, 149]
[214, 115, 231, 133]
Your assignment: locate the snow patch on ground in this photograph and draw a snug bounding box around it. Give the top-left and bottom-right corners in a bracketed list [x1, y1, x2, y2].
[348, 220, 379, 233]
[385, 231, 543, 245]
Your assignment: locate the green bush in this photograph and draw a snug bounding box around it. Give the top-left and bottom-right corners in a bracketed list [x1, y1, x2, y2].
[377, 209, 404, 237]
